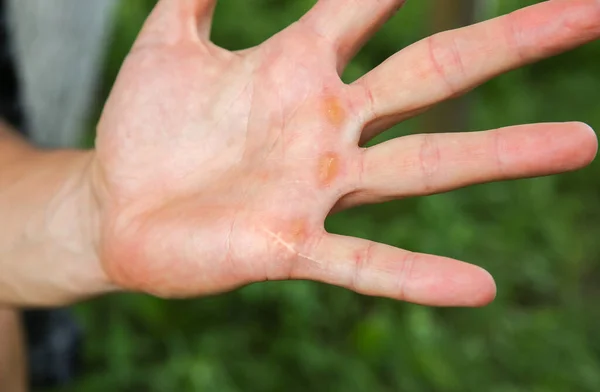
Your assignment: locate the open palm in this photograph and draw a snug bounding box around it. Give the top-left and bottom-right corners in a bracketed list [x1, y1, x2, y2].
[92, 0, 599, 306]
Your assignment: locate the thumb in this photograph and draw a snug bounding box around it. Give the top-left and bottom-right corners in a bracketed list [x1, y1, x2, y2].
[137, 0, 217, 47]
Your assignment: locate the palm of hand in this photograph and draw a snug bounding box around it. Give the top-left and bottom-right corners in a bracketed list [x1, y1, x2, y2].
[92, 0, 599, 306]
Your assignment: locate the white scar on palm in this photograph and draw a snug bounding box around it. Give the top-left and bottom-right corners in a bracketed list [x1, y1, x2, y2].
[260, 226, 324, 266]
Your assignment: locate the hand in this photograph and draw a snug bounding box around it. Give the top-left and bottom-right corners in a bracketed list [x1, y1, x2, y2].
[91, 0, 599, 306]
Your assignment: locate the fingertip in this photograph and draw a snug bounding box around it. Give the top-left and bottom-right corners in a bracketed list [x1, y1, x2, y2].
[571, 121, 598, 166]
[465, 266, 497, 307]
[405, 257, 497, 308]
[438, 264, 497, 308]
[538, 121, 598, 172]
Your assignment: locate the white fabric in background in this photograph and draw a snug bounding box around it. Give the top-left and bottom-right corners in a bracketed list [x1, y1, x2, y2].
[7, 0, 118, 147]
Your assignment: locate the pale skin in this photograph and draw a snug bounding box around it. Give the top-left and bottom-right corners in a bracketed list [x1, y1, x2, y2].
[2, 0, 600, 307]
[1, 1, 600, 386]
[1, 0, 599, 389]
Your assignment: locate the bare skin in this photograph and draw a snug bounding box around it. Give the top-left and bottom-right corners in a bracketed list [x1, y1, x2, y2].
[1, 1, 599, 388]
[1, 0, 600, 308]
[94, 0, 599, 306]
[0, 308, 26, 392]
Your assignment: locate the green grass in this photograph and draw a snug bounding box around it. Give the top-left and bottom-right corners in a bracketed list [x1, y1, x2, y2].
[52, 1, 600, 391]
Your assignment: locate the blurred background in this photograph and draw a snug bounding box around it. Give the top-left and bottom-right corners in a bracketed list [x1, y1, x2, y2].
[35, 0, 600, 390]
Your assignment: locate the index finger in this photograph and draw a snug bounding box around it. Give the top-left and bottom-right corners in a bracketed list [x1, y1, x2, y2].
[356, 0, 600, 141]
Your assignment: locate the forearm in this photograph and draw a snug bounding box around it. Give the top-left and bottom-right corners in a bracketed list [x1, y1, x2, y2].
[0, 122, 114, 307]
[0, 308, 26, 392]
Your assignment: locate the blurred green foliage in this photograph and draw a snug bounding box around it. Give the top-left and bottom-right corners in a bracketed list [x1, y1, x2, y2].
[55, 1, 600, 391]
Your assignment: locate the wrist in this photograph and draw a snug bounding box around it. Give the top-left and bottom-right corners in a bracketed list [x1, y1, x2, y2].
[0, 148, 118, 306]
[65, 149, 121, 301]
[41, 148, 121, 304]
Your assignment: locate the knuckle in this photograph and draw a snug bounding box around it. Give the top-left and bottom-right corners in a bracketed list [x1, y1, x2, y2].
[426, 34, 462, 96]
[418, 133, 441, 194]
[351, 241, 376, 292]
[396, 251, 416, 300]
